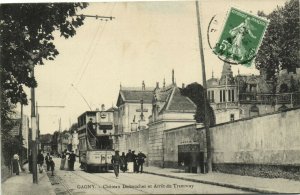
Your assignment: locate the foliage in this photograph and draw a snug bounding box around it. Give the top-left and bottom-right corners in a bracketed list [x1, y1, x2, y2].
[0, 3, 88, 130]
[69, 123, 78, 134]
[1, 133, 25, 166]
[256, 0, 300, 81]
[181, 83, 216, 126]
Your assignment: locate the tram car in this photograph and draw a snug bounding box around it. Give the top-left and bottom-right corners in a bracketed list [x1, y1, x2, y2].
[77, 108, 117, 172]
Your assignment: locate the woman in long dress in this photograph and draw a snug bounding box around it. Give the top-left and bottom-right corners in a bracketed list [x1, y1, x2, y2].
[229, 17, 256, 61]
[12, 154, 20, 175]
[60, 152, 66, 170]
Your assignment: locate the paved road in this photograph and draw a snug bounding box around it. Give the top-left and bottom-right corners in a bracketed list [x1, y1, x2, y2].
[48, 158, 248, 194]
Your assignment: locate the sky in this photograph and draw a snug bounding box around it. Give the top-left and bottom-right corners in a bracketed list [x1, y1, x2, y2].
[14, 0, 287, 134]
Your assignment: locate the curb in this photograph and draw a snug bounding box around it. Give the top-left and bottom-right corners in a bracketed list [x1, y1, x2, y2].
[144, 171, 281, 194]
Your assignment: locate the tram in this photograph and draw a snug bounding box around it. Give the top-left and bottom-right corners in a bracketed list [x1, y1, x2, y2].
[77, 109, 116, 172]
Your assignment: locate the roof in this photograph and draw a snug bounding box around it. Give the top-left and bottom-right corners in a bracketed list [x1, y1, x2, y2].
[159, 86, 196, 114]
[207, 78, 219, 88]
[117, 89, 154, 106]
[106, 107, 118, 112]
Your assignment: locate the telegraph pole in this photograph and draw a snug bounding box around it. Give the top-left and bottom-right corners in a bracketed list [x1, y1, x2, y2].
[30, 70, 38, 183]
[59, 118, 62, 154]
[195, 1, 212, 173]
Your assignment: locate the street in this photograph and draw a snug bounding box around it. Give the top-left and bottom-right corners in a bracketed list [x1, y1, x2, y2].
[47, 157, 248, 194]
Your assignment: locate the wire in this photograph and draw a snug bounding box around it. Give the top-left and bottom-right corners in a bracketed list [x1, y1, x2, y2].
[59, 3, 111, 105]
[75, 3, 116, 86]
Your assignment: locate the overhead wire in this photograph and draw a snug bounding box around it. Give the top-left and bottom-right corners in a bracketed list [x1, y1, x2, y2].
[75, 3, 116, 87]
[59, 3, 112, 105]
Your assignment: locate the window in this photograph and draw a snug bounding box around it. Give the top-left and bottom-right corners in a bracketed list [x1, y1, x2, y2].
[228, 90, 231, 102]
[223, 90, 226, 102]
[230, 114, 235, 121]
[207, 91, 210, 101]
[220, 90, 222, 102]
[232, 89, 235, 102]
[212, 91, 214, 102]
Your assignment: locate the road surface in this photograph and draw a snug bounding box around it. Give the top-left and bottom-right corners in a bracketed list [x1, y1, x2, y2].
[48, 157, 249, 194]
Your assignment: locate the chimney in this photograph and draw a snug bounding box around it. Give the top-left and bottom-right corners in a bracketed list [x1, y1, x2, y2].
[156, 82, 159, 89]
[142, 81, 145, 90]
[182, 83, 185, 89]
[120, 82, 122, 90]
[101, 104, 105, 111]
[163, 78, 166, 89]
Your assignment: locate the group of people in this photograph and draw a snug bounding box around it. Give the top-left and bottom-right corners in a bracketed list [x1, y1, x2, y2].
[37, 151, 55, 176]
[59, 150, 76, 171]
[36, 150, 77, 176]
[111, 149, 147, 178]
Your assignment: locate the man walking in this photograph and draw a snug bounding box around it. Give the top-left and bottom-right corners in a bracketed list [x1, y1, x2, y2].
[45, 153, 51, 171]
[111, 150, 121, 178]
[137, 151, 147, 173]
[37, 150, 44, 173]
[68, 151, 76, 171]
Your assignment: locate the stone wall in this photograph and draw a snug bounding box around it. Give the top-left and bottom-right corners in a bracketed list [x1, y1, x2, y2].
[211, 108, 300, 180]
[163, 124, 203, 168]
[123, 129, 149, 165]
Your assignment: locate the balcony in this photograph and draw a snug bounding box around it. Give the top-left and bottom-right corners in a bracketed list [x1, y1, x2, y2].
[213, 102, 239, 110]
[239, 92, 300, 105]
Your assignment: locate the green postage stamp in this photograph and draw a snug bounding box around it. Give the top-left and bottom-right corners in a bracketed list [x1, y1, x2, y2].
[213, 8, 268, 67]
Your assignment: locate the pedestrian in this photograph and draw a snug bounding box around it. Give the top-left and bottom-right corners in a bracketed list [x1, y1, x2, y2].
[132, 151, 139, 173]
[37, 150, 44, 173]
[120, 152, 127, 173]
[49, 157, 55, 176]
[28, 152, 33, 173]
[125, 149, 134, 173]
[111, 150, 121, 178]
[137, 151, 147, 173]
[12, 153, 20, 175]
[60, 152, 66, 170]
[68, 151, 76, 171]
[45, 153, 51, 171]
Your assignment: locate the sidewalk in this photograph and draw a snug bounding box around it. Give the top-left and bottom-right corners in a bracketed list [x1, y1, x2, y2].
[144, 166, 300, 194]
[1, 163, 55, 195]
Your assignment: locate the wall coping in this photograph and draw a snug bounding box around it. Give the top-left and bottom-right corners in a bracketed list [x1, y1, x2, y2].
[197, 107, 300, 130]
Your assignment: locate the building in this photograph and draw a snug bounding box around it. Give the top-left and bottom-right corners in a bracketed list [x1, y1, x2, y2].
[116, 81, 154, 152]
[207, 63, 240, 124]
[9, 113, 29, 151]
[148, 78, 197, 167]
[207, 63, 300, 123]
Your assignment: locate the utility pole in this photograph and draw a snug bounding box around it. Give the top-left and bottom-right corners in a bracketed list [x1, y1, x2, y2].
[19, 103, 23, 163]
[59, 118, 62, 154]
[195, 1, 212, 173]
[30, 69, 38, 183]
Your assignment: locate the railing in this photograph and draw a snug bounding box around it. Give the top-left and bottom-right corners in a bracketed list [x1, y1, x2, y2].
[214, 102, 239, 109]
[239, 92, 300, 106]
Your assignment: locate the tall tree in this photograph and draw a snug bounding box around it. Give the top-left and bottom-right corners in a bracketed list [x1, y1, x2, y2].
[181, 83, 216, 126]
[256, 0, 300, 81]
[0, 3, 88, 129]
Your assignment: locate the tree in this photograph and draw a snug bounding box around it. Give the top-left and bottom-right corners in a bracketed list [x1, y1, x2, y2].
[69, 123, 78, 134]
[181, 83, 216, 126]
[0, 3, 88, 130]
[256, 0, 299, 81]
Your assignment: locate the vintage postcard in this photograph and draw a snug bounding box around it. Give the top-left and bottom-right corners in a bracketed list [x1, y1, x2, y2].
[1, 0, 300, 194]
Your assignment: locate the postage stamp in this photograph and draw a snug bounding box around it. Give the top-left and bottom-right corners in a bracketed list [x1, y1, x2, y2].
[213, 7, 268, 67]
